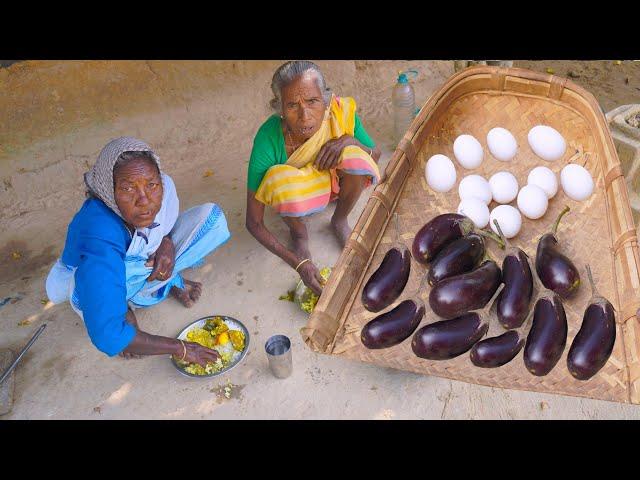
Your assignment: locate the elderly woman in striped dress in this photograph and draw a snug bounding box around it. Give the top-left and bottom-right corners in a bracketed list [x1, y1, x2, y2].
[46, 137, 230, 365]
[245, 61, 382, 296]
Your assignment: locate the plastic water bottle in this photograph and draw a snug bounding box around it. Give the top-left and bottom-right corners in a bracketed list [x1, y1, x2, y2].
[392, 70, 417, 145]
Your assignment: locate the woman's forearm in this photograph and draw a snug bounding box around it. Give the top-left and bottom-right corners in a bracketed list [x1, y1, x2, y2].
[123, 330, 182, 357]
[246, 220, 302, 268]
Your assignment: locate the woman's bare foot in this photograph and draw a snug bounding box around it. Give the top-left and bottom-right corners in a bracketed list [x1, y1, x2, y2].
[330, 216, 351, 249]
[331, 173, 364, 249]
[171, 279, 203, 308]
[291, 232, 311, 261]
[284, 217, 312, 260]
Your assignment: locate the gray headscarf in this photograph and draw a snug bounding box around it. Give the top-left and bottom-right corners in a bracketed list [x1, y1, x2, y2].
[84, 137, 162, 218]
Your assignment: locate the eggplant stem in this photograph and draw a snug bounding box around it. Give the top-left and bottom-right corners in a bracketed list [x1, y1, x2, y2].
[456, 217, 475, 236]
[491, 219, 510, 250]
[551, 205, 571, 235]
[476, 228, 505, 250]
[482, 250, 496, 264]
[480, 283, 505, 317]
[585, 264, 599, 298]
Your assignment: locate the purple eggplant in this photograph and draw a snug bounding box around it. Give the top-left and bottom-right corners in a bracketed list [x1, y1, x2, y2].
[412, 285, 503, 360]
[524, 295, 567, 376]
[567, 265, 617, 380]
[536, 206, 580, 299]
[492, 219, 534, 329]
[361, 300, 425, 349]
[471, 260, 543, 369]
[427, 233, 485, 286]
[362, 249, 411, 312]
[470, 330, 525, 368]
[412, 213, 503, 265]
[361, 274, 428, 349]
[524, 287, 567, 376]
[429, 260, 502, 319]
[362, 213, 411, 312]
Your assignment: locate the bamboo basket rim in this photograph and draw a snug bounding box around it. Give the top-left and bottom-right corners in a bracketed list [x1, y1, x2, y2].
[301, 65, 640, 404]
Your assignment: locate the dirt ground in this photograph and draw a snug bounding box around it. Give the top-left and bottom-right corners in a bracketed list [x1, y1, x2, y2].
[515, 60, 640, 112]
[1, 60, 639, 419]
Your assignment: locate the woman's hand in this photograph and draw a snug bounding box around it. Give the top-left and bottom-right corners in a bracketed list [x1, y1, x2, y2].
[122, 330, 222, 363]
[181, 341, 222, 367]
[314, 134, 356, 171]
[298, 260, 324, 296]
[146, 236, 176, 282]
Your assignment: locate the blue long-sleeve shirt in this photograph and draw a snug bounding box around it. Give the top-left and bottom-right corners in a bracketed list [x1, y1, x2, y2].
[61, 197, 136, 356]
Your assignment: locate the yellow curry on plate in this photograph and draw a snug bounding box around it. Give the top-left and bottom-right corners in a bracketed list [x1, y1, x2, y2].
[175, 317, 246, 375]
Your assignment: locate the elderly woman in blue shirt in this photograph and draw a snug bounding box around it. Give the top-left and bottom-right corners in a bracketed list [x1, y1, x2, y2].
[46, 137, 230, 365]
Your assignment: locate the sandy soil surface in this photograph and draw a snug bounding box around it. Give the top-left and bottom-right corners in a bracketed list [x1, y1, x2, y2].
[515, 60, 640, 112]
[1, 60, 639, 419]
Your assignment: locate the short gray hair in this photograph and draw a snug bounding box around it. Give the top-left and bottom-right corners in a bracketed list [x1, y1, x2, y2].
[270, 61, 332, 113]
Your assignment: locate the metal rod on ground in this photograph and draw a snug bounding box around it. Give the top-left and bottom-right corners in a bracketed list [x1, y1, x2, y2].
[0, 324, 47, 386]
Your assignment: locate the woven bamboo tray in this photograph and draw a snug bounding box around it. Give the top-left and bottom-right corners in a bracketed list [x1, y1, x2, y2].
[301, 66, 640, 404]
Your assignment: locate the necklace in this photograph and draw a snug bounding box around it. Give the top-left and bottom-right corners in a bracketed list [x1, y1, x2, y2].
[285, 127, 302, 151]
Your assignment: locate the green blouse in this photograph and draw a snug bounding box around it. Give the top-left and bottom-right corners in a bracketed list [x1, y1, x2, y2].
[247, 113, 375, 192]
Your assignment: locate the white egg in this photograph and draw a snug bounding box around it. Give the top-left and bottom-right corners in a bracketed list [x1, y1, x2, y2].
[489, 171, 519, 204]
[487, 127, 518, 162]
[457, 199, 490, 228]
[561, 164, 594, 201]
[527, 166, 558, 199]
[453, 134, 484, 169]
[490, 205, 522, 239]
[517, 184, 549, 220]
[425, 154, 457, 193]
[458, 174, 492, 205]
[528, 125, 566, 162]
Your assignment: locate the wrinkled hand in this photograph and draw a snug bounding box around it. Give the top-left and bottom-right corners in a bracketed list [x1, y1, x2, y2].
[298, 261, 324, 297]
[181, 341, 222, 367]
[146, 236, 176, 282]
[314, 135, 355, 171]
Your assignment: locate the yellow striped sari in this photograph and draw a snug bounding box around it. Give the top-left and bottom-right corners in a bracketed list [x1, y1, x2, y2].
[255, 96, 380, 217]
